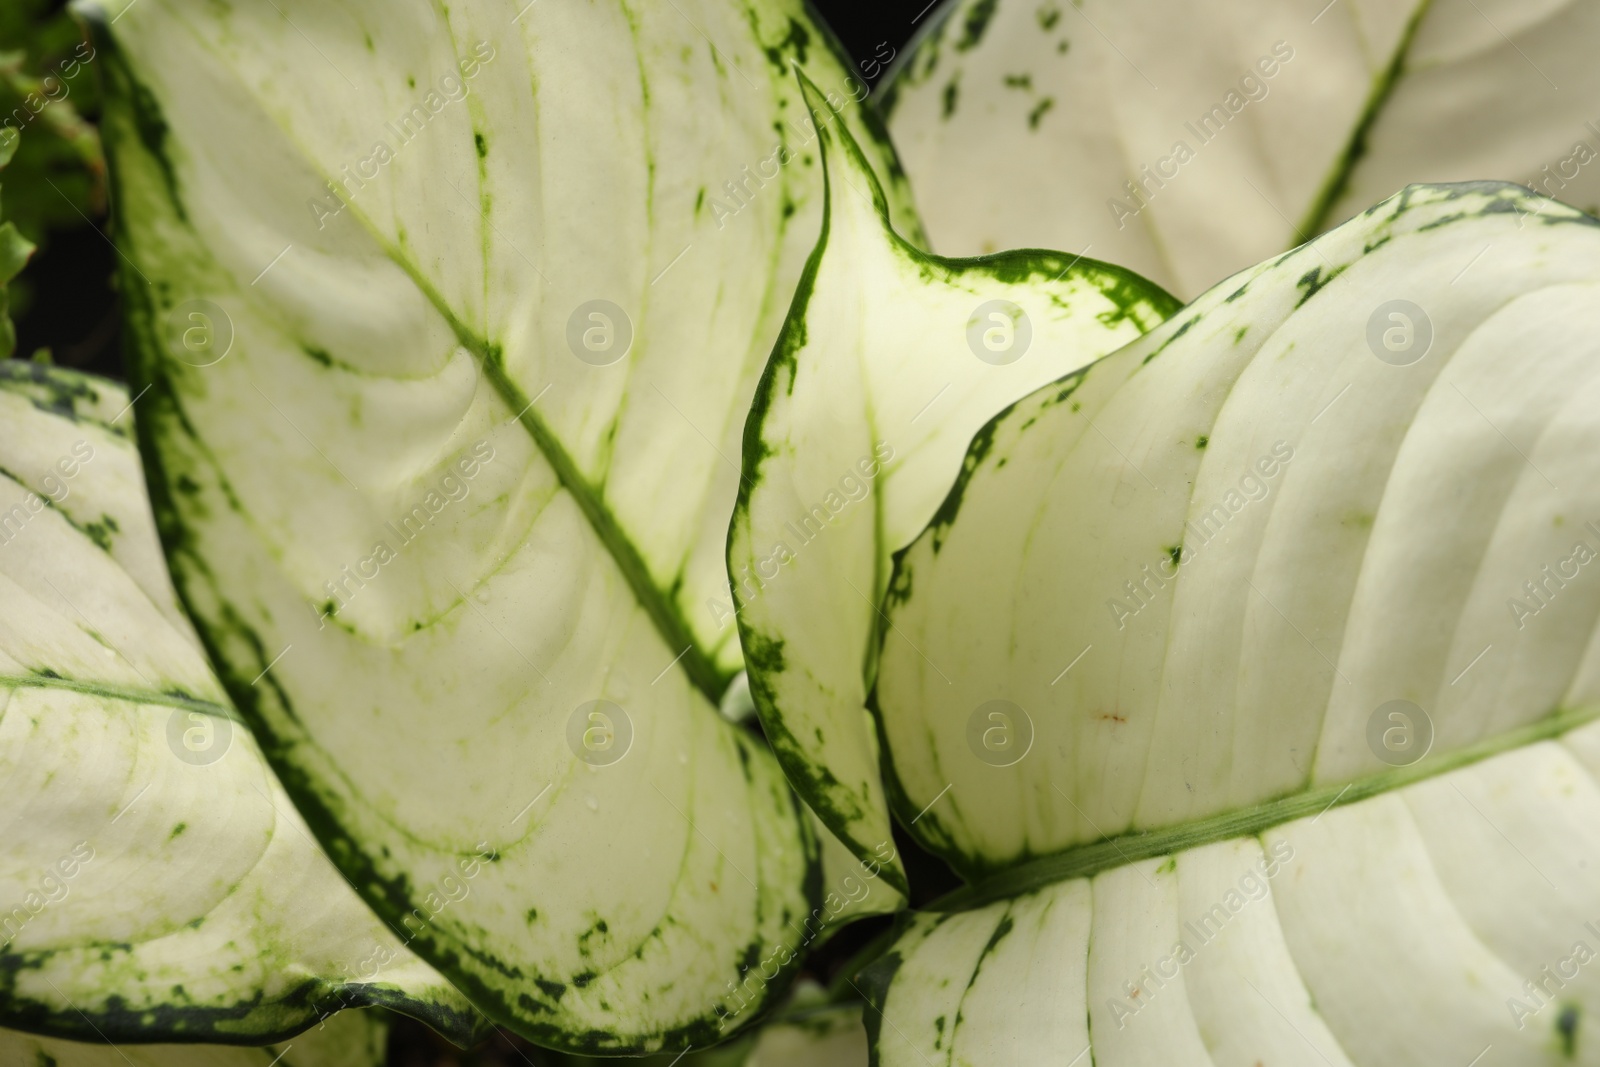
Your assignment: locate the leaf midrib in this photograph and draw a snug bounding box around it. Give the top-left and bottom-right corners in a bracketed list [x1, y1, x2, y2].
[150, 11, 738, 708]
[1296, 0, 1436, 238]
[375, 249, 732, 705]
[933, 701, 1600, 912]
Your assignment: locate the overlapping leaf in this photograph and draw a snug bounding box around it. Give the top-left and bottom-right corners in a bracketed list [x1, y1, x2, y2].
[0, 362, 481, 1044]
[730, 77, 1178, 888]
[884, 0, 1600, 297]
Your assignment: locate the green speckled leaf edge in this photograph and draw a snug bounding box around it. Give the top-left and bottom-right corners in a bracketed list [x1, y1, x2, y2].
[857, 183, 1600, 1067]
[730, 71, 1179, 893]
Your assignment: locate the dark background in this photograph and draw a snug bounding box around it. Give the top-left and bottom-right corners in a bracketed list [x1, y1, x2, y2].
[5, 2, 958, 1063]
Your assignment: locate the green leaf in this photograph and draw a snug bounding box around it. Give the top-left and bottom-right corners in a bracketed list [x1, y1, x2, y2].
[0, 362, 484, 1045]
[0, 1006, 388, 1066]
[883, 0, 1600, 297]
[82, 0, 918, 1050]
[0, 128, 37, 357]
[863, 183, 1600, 1063]
[729, 74, 1178, 891]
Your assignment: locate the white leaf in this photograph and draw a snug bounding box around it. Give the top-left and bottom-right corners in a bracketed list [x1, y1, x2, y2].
[865, 183, 1600, 1064]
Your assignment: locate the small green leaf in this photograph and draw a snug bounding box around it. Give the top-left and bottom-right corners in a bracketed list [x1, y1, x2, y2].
[0, 130, 37, 358]
[0, 2, 106, 250]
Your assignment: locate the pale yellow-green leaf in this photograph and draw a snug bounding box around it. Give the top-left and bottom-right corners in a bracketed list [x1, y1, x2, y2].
[80, 0, 919, 1049]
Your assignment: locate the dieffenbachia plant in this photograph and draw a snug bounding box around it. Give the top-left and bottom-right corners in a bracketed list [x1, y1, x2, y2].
[0, 1005, 388, 1067]
[80, 0, 919, 1051]
[729, 76, 1179, 892]
[0, 361, 482, 1044]
[801, 181, 1600, 1065]
[884, 0, 1600, 297]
